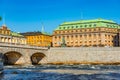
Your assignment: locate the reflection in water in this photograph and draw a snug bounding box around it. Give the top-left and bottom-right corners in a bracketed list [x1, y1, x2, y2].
[1, 65, 120, 80]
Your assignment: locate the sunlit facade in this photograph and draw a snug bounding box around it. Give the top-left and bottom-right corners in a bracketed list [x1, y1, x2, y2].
[0, 25, 26, 44]
[21, 32, 52, 47]
[53, 18, 120, 47]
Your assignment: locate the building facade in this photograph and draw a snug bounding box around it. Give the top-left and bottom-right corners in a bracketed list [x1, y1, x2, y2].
[21, 32, 52, 47]
[53, 18, 120, 47]
[0, 25, 26, 44]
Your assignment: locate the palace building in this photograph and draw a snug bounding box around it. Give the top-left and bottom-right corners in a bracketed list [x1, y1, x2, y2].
[21, 32, 52, 47]
[0, 24, 26, 44]
[53, 18, 120, 47]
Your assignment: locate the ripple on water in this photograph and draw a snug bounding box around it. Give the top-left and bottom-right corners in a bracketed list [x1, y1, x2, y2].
[1, 65, 120, 80]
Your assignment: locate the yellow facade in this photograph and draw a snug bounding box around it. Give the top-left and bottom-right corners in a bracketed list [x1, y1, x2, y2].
[21, 32, 52, 47]
[0, 25, 27, 44]
[0, 25, 11, 35]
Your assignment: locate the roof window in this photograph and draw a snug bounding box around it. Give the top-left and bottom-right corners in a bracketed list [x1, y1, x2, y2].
[71, 26, 74, 28]
[85, 25, 87, 27]
[76, 26, 78, 28]
[94, 24, 97, 27]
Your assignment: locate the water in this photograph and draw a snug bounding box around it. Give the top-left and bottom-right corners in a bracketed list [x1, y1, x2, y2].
[1, 65, 120, 80]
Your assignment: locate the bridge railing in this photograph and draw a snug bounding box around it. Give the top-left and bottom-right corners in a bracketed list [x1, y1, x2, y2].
[0, 42, 48, 49]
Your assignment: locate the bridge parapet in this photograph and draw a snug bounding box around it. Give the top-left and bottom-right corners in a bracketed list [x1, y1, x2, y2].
[0, 42, 48, 50]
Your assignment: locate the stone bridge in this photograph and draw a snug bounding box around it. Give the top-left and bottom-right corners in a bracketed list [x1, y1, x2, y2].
[0, 43, 48, 65]
[0, 43, 120, 65]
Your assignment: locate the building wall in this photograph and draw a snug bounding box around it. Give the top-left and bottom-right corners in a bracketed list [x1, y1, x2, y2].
[0, 35, 26, 44]
[53, 27, 118, 47]
[26, 34, 52, 47]
[0, 25, 11, 35]
[0, 25, 26, 44]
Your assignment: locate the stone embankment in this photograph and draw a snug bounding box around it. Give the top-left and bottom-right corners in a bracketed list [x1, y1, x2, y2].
[40, 47, 120, 65]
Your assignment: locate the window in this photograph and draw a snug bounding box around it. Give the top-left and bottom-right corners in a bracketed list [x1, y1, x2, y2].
[85, 25, 87, 27]
[89, 34, 91, 37]
[98, 34, 101, 36]
[94, 24, 97, 27]
[107, 25, 109, 27]
[80, 35, 82, 37]
[89, 25, 92, 27]
[71, 35, 73, 38]
[105, 34, 107, 36]
[99, 40, 101, 42]
[67, 36, 69, 38]
[72, 26, 74, 28]
[75, 35, 78, 38]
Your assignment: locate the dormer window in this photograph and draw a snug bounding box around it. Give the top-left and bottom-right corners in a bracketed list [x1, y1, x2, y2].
[89, 25, 92, 27]
[85, 25, 87, 27]
[71, 26, 74, 29]
[80, 25, 82, 28]
[76, 26, 78, 28]
[94, 24, 97, 27]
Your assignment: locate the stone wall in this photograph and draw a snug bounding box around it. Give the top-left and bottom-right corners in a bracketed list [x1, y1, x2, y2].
[40, 47, 120, 64]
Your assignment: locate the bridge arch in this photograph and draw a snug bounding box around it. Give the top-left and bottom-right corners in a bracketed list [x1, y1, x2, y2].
[31, 52, 45, 65]
[4, 51, 23, 65]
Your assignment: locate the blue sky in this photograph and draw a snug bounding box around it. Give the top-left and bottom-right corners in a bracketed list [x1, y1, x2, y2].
[0, 0, 120, 33]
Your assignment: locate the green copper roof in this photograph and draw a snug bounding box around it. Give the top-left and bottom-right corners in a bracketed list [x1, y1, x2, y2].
[55, 18, 120, 30]
[11, 32, 24, 37]
[62, 18, 116, 25]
